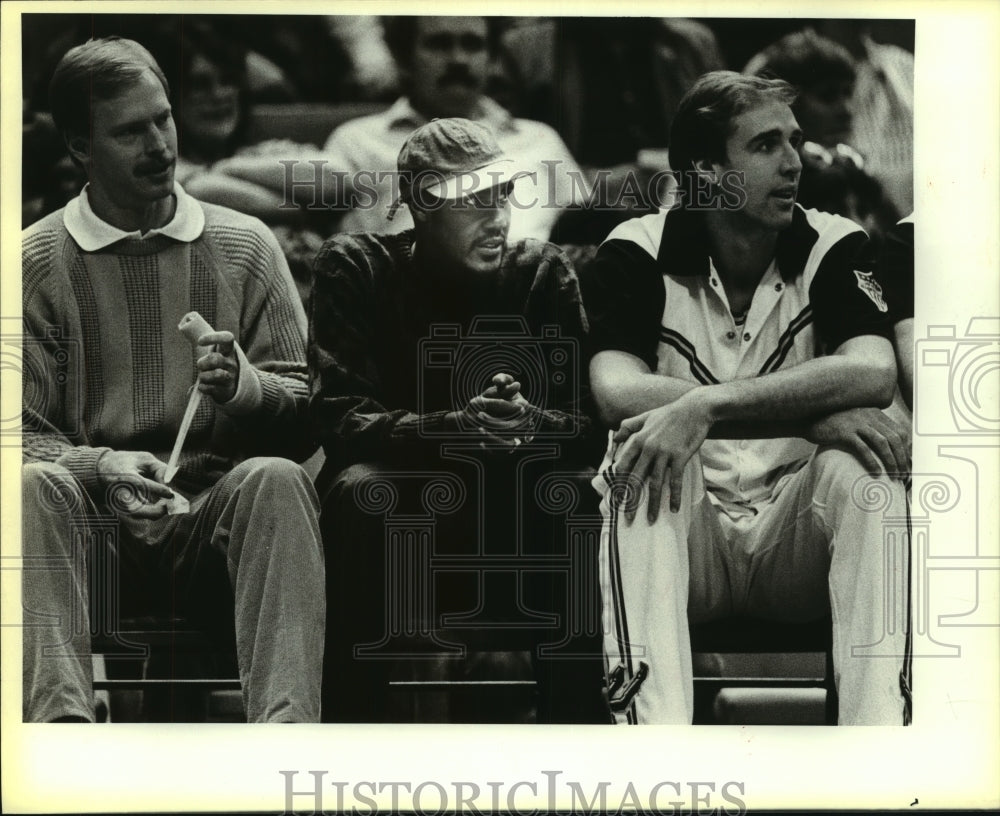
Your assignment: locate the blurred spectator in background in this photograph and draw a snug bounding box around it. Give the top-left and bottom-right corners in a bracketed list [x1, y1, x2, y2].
[499, 17, 723, 169]
[744, 28, 855, 148]
[817, 20, 914, 218]
[22, 101, 82, 228]
[172, 26, 262, 201]
[796, 141, 899, 242]
[745, 29, 900, 240]
[165, 22, 335, 304]
[215, 15, 353, 103]
[498, 18, 725, 247]
[322, 16, 585, 242]
[325, 16, 400, 102]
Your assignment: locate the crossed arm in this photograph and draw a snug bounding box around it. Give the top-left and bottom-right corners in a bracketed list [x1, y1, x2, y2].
[590, 333, 909, 522]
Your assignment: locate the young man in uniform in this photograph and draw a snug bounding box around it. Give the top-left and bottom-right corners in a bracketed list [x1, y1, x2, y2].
[310, 117, 607, 723]
[580, 71, 911, 724]
[22, 37, 324, 722]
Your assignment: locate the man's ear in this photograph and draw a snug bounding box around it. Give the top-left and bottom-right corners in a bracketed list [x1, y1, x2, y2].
[691, 158, 721, 187]
[65, 134, 90, 165]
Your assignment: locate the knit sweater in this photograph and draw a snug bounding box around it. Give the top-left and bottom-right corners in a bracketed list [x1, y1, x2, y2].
[22, 197, 313, 497]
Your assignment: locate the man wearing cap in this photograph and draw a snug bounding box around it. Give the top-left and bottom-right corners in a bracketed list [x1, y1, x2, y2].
[322, 16, 584, 242]
[22, 37, 324, 722]
[310, 117, 608, 723]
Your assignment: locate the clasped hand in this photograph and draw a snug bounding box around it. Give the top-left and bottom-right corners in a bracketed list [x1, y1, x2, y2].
[462, 373, 538, 450]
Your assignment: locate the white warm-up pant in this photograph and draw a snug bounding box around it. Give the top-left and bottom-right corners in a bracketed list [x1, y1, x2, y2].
[594, 443, 910, 725]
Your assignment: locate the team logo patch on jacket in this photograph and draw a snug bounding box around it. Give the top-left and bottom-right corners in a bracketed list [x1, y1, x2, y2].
[853, 269, 889, 312]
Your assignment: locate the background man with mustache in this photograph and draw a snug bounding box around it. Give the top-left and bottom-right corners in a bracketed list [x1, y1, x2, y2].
[322, 16, 585, 242]
[21, 37, 325, 722]
[310, 118, 608, 723]
[580, 72, 911, 725]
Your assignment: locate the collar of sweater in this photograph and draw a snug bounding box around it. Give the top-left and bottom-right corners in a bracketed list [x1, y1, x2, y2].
[64, 182, 205, 252]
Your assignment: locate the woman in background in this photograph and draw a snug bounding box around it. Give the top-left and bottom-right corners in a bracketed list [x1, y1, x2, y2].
[745, 29, 899, 241]
[172, 22, 333, 304]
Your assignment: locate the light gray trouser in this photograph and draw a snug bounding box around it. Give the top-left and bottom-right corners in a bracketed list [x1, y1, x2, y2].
[22, 457, 325, 723]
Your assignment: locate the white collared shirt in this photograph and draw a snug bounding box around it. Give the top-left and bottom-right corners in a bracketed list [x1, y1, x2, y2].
[63, 182, 205, 251]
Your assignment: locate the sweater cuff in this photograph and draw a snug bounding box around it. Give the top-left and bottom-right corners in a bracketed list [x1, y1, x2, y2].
[55, 446, 113, 497]
[256, 370, 294, 419]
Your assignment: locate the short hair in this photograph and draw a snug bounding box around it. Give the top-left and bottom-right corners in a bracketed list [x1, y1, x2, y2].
[382, 15, 498, 69]
[49, 36, 168, 144]
[744, 29, 856, 91]
[669, 70, 797, 175]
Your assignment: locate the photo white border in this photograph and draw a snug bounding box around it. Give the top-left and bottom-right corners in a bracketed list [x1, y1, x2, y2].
[2, 0, 998, 812]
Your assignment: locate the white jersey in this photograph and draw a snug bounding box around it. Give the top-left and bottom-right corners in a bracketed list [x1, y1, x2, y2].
[588, 204, 889, 511]
[581, 205, 908, 726]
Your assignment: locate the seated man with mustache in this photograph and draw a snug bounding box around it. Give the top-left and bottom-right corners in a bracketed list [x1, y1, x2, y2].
[310, 118, 608, 723]
[21, 37, 324, 722]
[580, 72, 911, 725]
[320, 16, 584, 242]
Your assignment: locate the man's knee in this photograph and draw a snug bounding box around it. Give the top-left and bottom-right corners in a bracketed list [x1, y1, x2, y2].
[602, 453, 705, 519]
[811, 446, 870, 496]
[22, 461, 87, 516]
[810, 446, 905, 516]
[322, 461, 393, 513]
[224, 459, 322, 575]
[228, 457, 317, 504]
